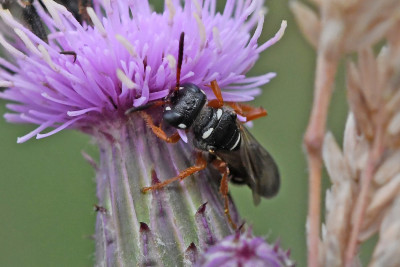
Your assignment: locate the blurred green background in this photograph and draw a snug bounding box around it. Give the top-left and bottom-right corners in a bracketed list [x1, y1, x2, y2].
[0, 1, 351, 266]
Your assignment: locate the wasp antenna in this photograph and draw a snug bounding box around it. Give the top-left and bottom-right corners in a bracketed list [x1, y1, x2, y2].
[176, 32, 185, 91]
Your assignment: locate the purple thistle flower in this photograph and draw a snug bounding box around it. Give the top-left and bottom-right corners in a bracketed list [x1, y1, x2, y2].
[0, 0, 285, 143]
[0, 0, 286, 265]
[196, 227, 295, 267]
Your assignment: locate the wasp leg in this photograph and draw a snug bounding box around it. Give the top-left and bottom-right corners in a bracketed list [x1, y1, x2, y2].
[138, 111, 180, 143]
[211, 159, 237, 229]
[207, 80, 224, 108]
[217, 162, 237, 229]
[228, 102, 267, 122]
[142, 152, 207, 193]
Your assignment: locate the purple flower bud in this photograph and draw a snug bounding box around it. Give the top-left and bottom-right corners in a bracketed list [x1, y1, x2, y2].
[196, 228, 295, 267]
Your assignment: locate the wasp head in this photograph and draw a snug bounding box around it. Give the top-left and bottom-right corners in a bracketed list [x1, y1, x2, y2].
[163, 83, 207, 130]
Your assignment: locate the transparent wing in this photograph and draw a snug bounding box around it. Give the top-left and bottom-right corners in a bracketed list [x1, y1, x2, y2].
[239, 125, 280, 205]
[215, 124, 280, 205]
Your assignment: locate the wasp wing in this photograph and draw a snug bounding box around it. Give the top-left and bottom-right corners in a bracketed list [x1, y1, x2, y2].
[215, 124, 280, 205]
[240, 125, 280, 204]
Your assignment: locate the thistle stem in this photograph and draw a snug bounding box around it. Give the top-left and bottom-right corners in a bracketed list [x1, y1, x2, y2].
[91, 114, 237, 266]
[304, 50, 339, 267]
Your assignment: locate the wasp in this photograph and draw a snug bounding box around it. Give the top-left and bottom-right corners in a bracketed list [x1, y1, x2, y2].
[13, 0, 94, 62]
[15, 0, 92, 45]
[126, 33, 280, 228]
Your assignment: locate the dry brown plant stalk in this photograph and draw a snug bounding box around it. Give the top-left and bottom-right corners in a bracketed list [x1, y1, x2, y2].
[322, 41, 400, 267]
[290, 1, 400, 266]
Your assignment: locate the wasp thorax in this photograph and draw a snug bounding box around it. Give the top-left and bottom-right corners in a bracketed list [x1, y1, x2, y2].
[192, 107, 241, 151]
[163, 83, 206, 129]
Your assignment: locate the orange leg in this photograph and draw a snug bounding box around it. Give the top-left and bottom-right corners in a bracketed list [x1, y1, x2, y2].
[142, 152, 207, 192]
[211, 159, 237, 229]
[211, 158, 227, 173]
[207, 80, 224, 108]
[138, 111, 180, 143]
[219, 166, 237, 229]
[227, 102, 267, 122]
[204, 80, 267, 122]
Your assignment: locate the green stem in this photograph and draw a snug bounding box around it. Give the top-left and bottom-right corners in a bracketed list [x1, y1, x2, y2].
[92, 114, 237, 266]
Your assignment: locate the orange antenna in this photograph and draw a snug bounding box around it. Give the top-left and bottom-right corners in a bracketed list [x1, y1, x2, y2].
[176, 32, 185, 91]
